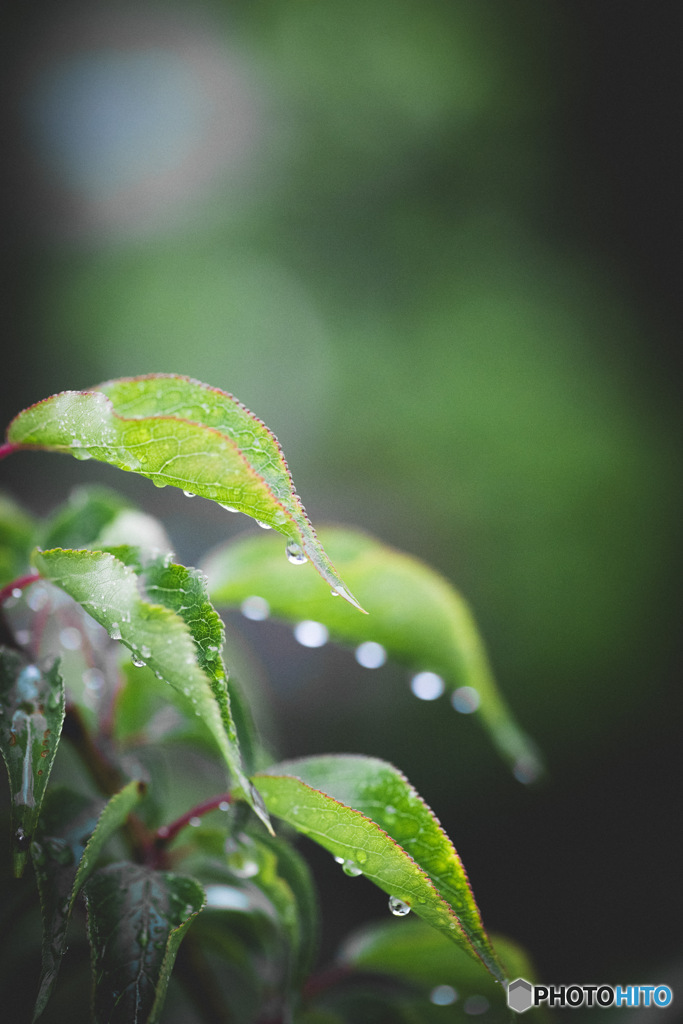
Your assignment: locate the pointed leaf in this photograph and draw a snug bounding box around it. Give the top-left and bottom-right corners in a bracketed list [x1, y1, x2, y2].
[0, 648, 65, 876]
[32, 781, 146, 1021]
[205, 528, 542, 778]
[339, 919, 537, 1012]
[6, 375, 363, 610]
[31, 788, 105, 1021]
[254, 755, 505, 984]
[71, 778, 147, 909]
[32, 547, 265, 826]
[84, 862, 205, 1024]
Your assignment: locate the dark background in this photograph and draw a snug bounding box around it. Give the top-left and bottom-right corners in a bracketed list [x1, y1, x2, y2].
[1, 2, 681, 1015]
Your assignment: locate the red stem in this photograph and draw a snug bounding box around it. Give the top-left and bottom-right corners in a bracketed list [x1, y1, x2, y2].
[156, 793, 234, 846]
[0, 572, 41, 606]
[0, 442, 20, 462]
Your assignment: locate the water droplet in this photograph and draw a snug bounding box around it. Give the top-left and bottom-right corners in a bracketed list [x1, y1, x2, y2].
[241, 595, 270, 621]
[410, 671, 445, 701]
[256, 520, 272, 530]
[218, 800, 231, 812]
[342, 860, 362, 877]
[14, 827, 29, 850]
[330, 588, 340, 597]
[26, 584, 50, 612]
[354, 849, 367, 865]
[188, 817, 201, 828]
[219, 504, 239, 513]
[334, 855, 345, 865]
[293, 620, 329, 648]
[285, 542, 308, 565]
[59, 627, 82, 651]
[451, 686, 480, 714]
[11, 588, 23, 599]
[71, 448, 92, 461]
[140, 645, 152, 660]
[109, 622, 122, 640]
[463, 995, 489, 1015]
[430, 985, 458, 1006]
[152, 478, 167, 489]
[388, 896, 411, 917]
[355, 641, 386, 669]
[182, 489, 196, 498]
[226, 835, 260, 878]
[82, 668, 105, 693]
[131, 654, 146, 668]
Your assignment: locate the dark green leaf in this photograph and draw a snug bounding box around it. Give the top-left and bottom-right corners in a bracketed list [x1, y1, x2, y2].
[7, 375, 363, 610]
[0, 648, 65, 876]
[338, 918, 538, 1017]
[254, 755, 505, 984]
[85, 862, 205, 1024]
[205, 528, 542, 778]
[32, 547, 267, 828]
[32, 781, 146, 1021]
[31, 788, 104, 1021]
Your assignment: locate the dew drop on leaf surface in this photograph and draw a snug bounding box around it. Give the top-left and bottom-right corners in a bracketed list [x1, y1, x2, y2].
[410, 671, 445, 701]
[285, 541, 308, 565]
[293, 620, 328, 648]
[451, 686, 480, 713]
[354, 641, 386, 669]
[430, 985, 458, 1006]
[241, 595, 270, 621]
[388, 896, 411, 916]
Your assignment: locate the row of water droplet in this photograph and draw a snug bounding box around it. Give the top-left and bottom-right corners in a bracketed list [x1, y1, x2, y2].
[240, 594, 481, 712]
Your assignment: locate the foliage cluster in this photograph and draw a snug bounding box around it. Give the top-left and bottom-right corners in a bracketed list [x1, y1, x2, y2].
[0, 375, 539, 1023]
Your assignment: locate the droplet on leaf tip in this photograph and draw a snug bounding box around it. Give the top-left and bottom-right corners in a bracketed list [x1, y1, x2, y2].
[256, 520, 272, 530]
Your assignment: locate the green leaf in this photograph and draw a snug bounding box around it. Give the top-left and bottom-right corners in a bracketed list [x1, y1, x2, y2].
[71, 779, 147, 909]
[338, 919, 539, 1018]
[205, 527, 542, 778]
[7, 375, 363, 610]
[32, 781, 146, 1021]
[84, 862, 205, 1024]
[254, 755, 505, 984]
[31, 788, 104, 1021]
[0, 648, 65, 876]
[32, 547, 267, 828]
[41, 485, 171, 556]
[0, 493, 37, 587]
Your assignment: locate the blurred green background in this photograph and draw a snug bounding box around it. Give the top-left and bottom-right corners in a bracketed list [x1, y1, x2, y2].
[1, 0, 680, 1008]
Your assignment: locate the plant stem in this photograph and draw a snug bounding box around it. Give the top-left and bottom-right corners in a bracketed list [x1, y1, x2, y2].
[0, 441, 20, 461]
[0, 571, 41, 606]
[156, 793, 234, 846]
